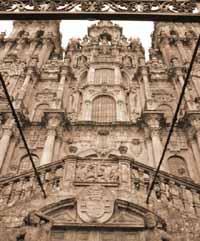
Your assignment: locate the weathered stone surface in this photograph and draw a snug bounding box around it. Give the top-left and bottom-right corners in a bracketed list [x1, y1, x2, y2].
[0, 20, 200, 241]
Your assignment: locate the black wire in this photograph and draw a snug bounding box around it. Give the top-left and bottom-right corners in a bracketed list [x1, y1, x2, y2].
[146, 34, 200, 204]
[0, 73, 47, 199]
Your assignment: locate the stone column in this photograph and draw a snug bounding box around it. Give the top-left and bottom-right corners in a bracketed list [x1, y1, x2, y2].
[144, 128, 155, 167]
[56, 62, 69, 108]
[0, 39, 15, 59]
[191, 56, 200, 97]
[171, 58, 194, 110]
[176, 40, 188, 64]
[40, 113, 61, 165]
[15, 37, 27, 58]
[0, 122, 13, 171]
[119, 159, 131, 196]
[38, 35, 54, 68]
[139, 57, 151, 108]
[159, 33, 172, 65]
[82, 100, 92, 121]
[192, 76, 200, 97]
[27, 39, 40, 63]
[15, 56, 38, 108]
[187, 129, 200, 180]
[40, 128, 56, 166]
[115, 66, 121, 84]
[146, 114, 168, 171]
[190, 115, 200, 150]
[88, 67, 95, 83]
[151, 128, 163, 166]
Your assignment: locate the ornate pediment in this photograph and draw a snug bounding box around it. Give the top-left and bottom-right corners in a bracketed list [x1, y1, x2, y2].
[40, 198, 161, 229]
[106, 209, 145, 227]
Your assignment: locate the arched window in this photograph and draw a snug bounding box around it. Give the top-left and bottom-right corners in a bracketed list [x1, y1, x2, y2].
[92, 96, 116, 122]
[33, 104, 49, 122]
[168, 155, 189, 178]
[18, 154, 39, 173]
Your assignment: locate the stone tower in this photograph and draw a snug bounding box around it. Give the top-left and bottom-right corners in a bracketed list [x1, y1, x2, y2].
[0, 20, 200, 241]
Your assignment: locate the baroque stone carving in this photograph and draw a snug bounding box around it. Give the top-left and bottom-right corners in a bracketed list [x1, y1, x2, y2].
[75, 160, 119, 185]
[0, 0, 197, 16]
[16, 211, 52, 241]
[144, 213, 172, 241]
[77, 185, 114, 223]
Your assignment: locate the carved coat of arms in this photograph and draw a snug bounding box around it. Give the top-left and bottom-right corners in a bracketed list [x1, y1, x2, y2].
[77, 185, 114, 223]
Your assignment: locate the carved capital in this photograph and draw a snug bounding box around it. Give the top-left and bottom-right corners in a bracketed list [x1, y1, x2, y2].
[26, 55, 39, 76]
[144, 128, 151, 140]
[47, 128, 57, 137]
[186, 127, 196, 142]
[2, 127, 13, 137]
[45, 112, 64, 128]
[60, 65, 70, 76]
[189, 114, 200, 134]
[170, 56, 185, 76]
[47, 113, 62, 128]
[144, 113, 162, 129]
[42, 36, 54, 48]
[150, 127, 160, 137]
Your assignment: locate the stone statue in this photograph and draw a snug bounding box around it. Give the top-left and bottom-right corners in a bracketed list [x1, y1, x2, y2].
[145, 213, 172, 241]
[77, 55, 87, 67]
[16, 210, 52, 241]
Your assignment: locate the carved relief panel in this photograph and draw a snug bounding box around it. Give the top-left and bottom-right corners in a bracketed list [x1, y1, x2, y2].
[74, 160, 119, 186]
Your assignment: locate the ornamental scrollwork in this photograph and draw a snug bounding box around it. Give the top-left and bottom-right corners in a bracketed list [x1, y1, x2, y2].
[0, 0, 198, 14]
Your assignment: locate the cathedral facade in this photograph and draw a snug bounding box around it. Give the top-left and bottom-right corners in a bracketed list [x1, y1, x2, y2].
[0, 20, 200, 240]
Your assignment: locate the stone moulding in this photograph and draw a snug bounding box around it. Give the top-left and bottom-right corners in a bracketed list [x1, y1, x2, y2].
[0, 0, 200, 21]
[0, 156, 200, 212]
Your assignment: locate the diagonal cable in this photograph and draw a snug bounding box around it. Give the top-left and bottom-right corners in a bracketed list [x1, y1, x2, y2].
[0, 73, 47, 199]
[146, 34, 200, 204]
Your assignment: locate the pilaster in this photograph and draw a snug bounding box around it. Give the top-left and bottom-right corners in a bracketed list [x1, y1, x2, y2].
[40, 112, 62, 165]
[144, 112, 167, 171]
[38, 34, 54, 68]
[170, 56, 194, 110]
[159, 32, 172, 65]
[15, 55, 38, 109]
[138, 57, 152, 109]
[56, 59, 70, 109]
[0, 118, 14, 172]
[186, 127, 200, 181]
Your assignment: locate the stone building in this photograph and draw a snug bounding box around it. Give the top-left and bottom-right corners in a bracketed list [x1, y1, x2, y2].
[0, 20, 200, 240]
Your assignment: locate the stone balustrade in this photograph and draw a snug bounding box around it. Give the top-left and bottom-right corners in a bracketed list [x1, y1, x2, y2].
[0, 157, 199, 216]
[0, 160, 64, 209]
[131, 160, 200, 215]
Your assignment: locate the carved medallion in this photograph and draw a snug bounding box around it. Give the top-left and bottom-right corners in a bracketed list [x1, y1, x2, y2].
[77, 185, 114, 223]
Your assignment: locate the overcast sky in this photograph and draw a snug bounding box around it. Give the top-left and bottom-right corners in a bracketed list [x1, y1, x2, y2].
[0, 20, 153, 59]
